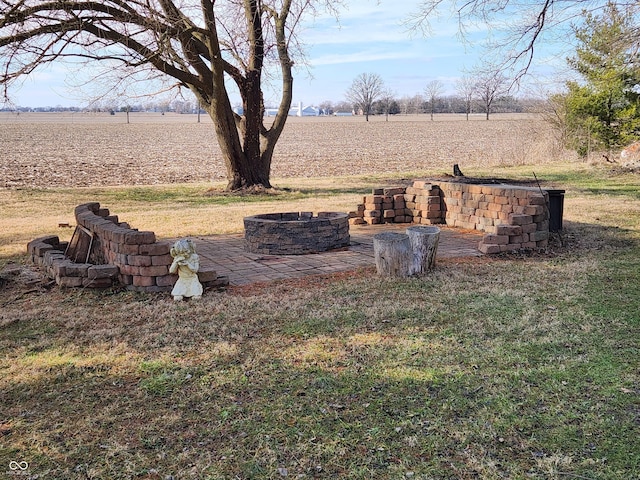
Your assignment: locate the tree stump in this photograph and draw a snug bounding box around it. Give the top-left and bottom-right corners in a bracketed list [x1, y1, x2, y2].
[406, 225, 440, 275]
[373, 232, 412, 277]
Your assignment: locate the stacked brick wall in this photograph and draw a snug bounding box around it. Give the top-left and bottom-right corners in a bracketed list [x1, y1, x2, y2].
[349, 185, 442, 226]
[73, 202, 176, 292]
[29, 202, 226, 292]
[349, 180, 550, 254]
[437, 183, 549, 253]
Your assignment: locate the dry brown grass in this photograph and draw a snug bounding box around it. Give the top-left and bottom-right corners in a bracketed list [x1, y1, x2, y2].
[1, 113, 639, 479]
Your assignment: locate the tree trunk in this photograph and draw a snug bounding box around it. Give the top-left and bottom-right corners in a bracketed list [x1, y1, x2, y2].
[406, 226, 440, 275]
[373, 232, 412, 277]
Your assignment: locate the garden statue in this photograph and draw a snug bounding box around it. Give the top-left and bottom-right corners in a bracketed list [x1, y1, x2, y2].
[169, 239, 203, 301]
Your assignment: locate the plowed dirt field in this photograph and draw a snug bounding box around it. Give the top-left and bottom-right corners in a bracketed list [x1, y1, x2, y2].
[0, 112, 566, 188]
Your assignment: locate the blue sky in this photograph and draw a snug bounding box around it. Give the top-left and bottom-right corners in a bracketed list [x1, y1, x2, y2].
[4, 0, 570, 108]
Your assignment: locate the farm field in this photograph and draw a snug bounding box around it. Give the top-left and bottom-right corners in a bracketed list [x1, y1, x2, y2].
[1, 113, 639, 479]
[0, 112, 567, 188]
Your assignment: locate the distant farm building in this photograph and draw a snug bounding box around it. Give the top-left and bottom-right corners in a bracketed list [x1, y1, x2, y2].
[264, 102, 322, 117]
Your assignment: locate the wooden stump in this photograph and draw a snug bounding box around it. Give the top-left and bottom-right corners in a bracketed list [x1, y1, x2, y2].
[406, 226, 440, 275]
[373, 232, 412, 277]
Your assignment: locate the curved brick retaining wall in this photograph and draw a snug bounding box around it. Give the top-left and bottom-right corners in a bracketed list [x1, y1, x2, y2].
[28, 202, 227, 291]
[244, 212, 350, 255]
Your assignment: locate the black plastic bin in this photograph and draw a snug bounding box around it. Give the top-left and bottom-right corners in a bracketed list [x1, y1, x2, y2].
[545, 189, 565, 232]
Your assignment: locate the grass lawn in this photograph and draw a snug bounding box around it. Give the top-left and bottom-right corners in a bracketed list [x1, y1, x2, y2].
[1, 162, 639, 479]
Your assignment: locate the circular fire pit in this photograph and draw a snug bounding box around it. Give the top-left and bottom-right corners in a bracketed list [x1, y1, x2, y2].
[244, 212, 350, 255]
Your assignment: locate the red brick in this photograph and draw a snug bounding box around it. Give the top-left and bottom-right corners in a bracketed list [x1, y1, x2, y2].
[156, 274, 178, 287]
[528, 195, 546, 205]
[509, 214, 533, 225]
[127, 254, 152, 267]
[139, 242, 171, 256]
[483, 234, 509, 245]
[133, 275, 156, 287]
[138, 265, 170, 277]
[119, 264, 141, 276]
[524, 205, 545, 216]
[124, 231, 156, 245]
[151, 254, 174, 266]
[496, 225, 522, 236]
[197, 268, 218, 282]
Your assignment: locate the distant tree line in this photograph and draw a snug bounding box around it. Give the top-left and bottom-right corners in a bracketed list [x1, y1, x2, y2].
[319, 94, 543, 115]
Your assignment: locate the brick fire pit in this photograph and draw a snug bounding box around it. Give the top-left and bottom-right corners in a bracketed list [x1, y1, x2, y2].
[243, 212, 350, 255]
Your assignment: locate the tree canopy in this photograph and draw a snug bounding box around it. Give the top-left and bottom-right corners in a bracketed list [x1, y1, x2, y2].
[560, 3, 640, 155]
[345, 73, 385, 122]
[0, 0, 331, 190]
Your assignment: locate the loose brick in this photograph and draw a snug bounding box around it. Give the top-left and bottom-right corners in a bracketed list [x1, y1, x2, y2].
[478, 243, 501, 254]
[88, 265, 119, 279]
[156, 274, 179, 287]
[83, 277, 113, 288]
[197, 268, 218, 283]
[364, 195, 383, 204]
[383, 187, 405, 196]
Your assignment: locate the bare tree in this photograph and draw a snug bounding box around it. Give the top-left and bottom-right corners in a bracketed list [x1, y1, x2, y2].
[407, 0, 633, 81]
[0, 0, 333, 191]
[424, 80, 444, 120]
[378, 88, 396, 122]
[319, 100, 334, 115]
[475, 71, 510, 120]
[455, 76, 476, 120]
[345, 73, 385, 121]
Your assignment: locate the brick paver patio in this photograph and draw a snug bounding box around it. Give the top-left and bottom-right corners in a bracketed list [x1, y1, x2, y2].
[181, 224, 483, 286]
